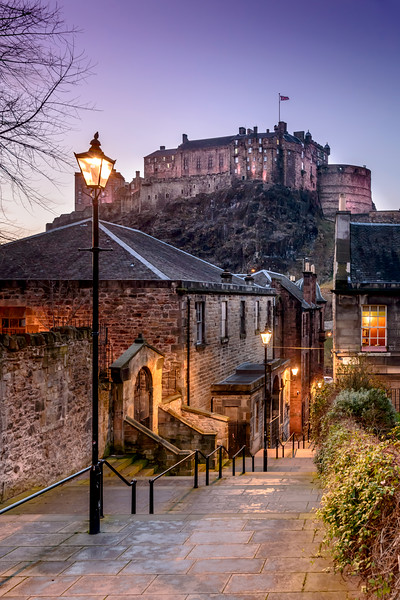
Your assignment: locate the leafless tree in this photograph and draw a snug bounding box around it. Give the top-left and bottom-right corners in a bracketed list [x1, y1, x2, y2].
[0, 0, 91, 215]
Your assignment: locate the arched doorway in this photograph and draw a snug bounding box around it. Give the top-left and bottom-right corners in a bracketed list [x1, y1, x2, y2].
[134, 367, 153, 429]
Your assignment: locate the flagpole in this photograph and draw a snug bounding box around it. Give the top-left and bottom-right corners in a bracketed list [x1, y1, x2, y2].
[278, 93, 280, 122]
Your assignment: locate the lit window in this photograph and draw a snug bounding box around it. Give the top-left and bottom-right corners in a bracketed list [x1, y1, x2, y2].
[259, 147, 262, 153]
[195, 301, 205, 344]
[248, 148, 252, 153]
[361, 305, 387, 350]
[259, 138, 262, 144]
[234, 148, 238, 155]
[221, 301, 228, 339]
[247, 166, 250, 170]
[235, 157, 239, 163]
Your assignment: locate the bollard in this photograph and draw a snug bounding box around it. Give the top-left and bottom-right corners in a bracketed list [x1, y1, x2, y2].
[131, 480, 137, 514]
[149, 480, 154, 514]
[252, 454, 255, 472]
[218, 446, 223, 479]
[275, 438, 279, 459]
[99, 461, 104, 518]
[242, 446, 246, 475]
[194, 450, 199, 489]
[292, 435, 295, 457]
[232, 456, 236, 477]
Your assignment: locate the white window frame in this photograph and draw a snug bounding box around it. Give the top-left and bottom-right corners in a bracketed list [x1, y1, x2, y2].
[221, 301, 228, 339]
[361, 304, 387, 350]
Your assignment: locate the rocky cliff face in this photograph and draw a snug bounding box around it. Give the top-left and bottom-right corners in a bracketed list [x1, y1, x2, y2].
[113, 182, 335, 282]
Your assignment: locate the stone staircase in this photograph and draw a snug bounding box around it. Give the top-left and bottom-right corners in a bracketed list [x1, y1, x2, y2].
[103, 454, 157, 479]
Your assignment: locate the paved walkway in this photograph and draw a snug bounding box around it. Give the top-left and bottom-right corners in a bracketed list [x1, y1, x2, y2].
[0, 450, 365, 599]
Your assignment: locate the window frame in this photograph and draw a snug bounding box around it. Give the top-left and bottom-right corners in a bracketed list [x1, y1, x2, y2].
[361, 304, 387, 351]
[195, 301, 205, 345]
[221, 300, 228, 341]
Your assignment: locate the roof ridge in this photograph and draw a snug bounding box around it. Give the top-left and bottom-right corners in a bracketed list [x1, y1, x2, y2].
[2, 218, 92, 247]
[101, 220, 230, 276]
[99, 223, 169, 280]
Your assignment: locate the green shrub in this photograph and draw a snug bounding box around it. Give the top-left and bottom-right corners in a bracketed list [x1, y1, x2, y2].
[309, 383, 335, 446]
[328, 388, 397, 436]
[336, 356, 388, 393]
[317, 426, 400, 596]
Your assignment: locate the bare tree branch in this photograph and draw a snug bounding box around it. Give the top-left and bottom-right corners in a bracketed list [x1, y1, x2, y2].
[0, 0, 93, 216]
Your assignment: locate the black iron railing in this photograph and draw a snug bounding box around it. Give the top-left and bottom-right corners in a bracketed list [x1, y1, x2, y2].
[100, 460, 137, 515]
[0, 466, 92, 515]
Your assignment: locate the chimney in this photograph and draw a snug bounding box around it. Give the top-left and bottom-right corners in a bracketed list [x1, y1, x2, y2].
[303, 263, 317, 304]
[247, 128, 253, 135]
[254, 126, 258, 136]
[244, 274, 254, 285]
[239, 127, 246, 135]
[160, 145, 165, 151]
[221, 269, 233, 283]
[339, 193, 346, 211]
[182, 133, 188, 143]
[334, 209, 351, 289]
[135, 171, 140, 179]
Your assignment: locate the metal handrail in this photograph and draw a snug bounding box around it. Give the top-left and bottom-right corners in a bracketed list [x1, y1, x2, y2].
[204, 445, 229, 485]
[101, 460, 137, 515]
[0, 466, 91, 515]
[231, 445, 255, 476]
[149, 451, 198, 514]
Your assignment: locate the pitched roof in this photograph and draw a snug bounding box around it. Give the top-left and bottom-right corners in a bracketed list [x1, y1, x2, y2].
[252, 269, 312, 308]
[0, 219, 244, 285]
[350, 223, 400, 285]
[179, 135, 235, 150]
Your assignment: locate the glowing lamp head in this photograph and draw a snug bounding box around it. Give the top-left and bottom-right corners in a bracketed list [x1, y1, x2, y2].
[75, 132, 115, 189]
[260, 327, 272, 346]
[291, 367, 298, 377]
[317, 380, 323, 389]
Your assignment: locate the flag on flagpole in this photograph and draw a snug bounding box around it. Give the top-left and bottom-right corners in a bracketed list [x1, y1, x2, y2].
[280, 95, 290, 101]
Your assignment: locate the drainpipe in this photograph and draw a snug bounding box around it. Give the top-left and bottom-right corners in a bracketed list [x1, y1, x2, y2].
[187, 297, 191, 406]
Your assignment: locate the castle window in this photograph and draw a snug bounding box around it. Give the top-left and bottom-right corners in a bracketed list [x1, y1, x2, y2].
[254, 300, 260, 332]
[248, 147, 252, 153]
[259, 138, 262, 144]
[247, 157, 250, 162]
[166, 193, 169, 198]
[219, 155, 224, 168]
[183, 157, 188, 170]
[276, 148, 279, 154]
[171, 155, 175, 160]
[248, 139, 253, 144]
[162, 156, 166, 161]
[362, 305, 387, 351]
[247, 166, 250, 170]
[208, 156, 213, 169]
[263, 156, 267, 162]
[235, 140, 238, 145]
[196, 157, 201, 169]
[234, 148, 238, 155]
[235, 157, 239, 164]
[259, 147, 262, 153]
[167, 164, 170, 168]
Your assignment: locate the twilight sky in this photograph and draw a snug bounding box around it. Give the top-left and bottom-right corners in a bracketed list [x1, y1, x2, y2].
[7, 0, 400, 235]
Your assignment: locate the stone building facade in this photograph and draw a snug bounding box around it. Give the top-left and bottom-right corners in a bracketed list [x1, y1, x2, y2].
[333, 211, 400, 405]
[142, 122, 330, 207]
[251, 267, 326, 433]
[0, 220, 277, 416]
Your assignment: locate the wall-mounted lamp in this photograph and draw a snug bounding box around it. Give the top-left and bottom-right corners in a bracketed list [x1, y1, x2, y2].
[291, 367, 298, 377]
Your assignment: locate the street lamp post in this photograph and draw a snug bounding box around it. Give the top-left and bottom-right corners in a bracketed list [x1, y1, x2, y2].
[75, 133, 115, 534]
[260, 327, 272, 472]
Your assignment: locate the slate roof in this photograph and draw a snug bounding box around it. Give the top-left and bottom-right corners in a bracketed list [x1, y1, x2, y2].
[145, 147, 177, 158]
[252, 269, 314, 308]
[179, 135, 235, 150]
[350, 223, 400, 285]
[0, 219, 245, 285]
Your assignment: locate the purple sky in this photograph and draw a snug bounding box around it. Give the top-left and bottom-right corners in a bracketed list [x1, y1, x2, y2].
[10, 0, 400, 234]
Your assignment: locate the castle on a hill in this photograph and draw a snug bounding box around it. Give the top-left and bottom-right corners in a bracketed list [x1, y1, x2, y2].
[73, 121, 373, 221]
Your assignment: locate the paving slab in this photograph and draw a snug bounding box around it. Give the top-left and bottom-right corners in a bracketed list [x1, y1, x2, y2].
[0, 451, 365, 599]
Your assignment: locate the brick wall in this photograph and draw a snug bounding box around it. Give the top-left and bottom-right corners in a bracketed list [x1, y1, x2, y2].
[0, 327, 102, 502]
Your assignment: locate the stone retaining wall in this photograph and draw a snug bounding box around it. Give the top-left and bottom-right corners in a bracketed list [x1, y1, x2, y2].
[0, 327, 98, 502]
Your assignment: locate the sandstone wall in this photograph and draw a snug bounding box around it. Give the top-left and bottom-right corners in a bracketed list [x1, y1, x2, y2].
[0, 327, 100, 502]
